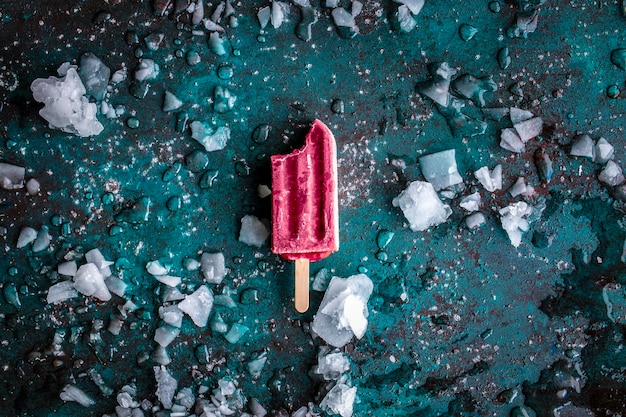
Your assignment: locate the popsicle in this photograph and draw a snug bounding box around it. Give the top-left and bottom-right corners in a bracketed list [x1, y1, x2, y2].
[271, 119, 339, 313]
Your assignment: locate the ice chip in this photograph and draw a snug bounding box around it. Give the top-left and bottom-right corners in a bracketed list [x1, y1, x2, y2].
[58, 261, 78, 277]
[78, 53, 110, 101]
[460, 192, 481, 212]
[509, 107, 534, 124]
[154, 366, 177, 409]
[16, 227, 37, 248]
[73, 263, 111, 301]
[593, 137, 614, 164]
[499, 202, 533, 247]
[392, 181, 452, 232]
[474, 164, 502, 192]
[159, 305, 184, 328]
[320, 383, 357, 417]
[514, 117, 543, 143]
[134, 59, 159, 81]
[163, 91, 183, 112]
[466, 212, 486, 229]
[394, 0, 424, 15]
[178, 285, 214, 327]
[332, 7, 356, 27]
[598, 160, 625, 186]
[154, 325, 180, 347]
[47, 280, 78, 304]
[570, 134, 595, 158]
[60, 384, 95, 407]
[419, 149, 463, 191]
[315, 350, 350, 380]
[201, 252, 226, 284]
[500, 128, 525, 153]
[190, 121, 229, 152]
[0, 163, 25, 190]
[239, 215, 269, 247]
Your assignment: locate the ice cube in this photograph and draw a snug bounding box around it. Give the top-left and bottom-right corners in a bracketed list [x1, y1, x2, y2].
[570, 134, 595, 158]
[474, 164, 502, 192]
[178, 285, 214, 327]
[311, 274, 373, 347]
[598, 160, 625, 186]
[47, 280, 78, 304]
[320, 383, 357, 417]
[419, 149, 463, 191]
[154, 366, 177, 409]
[0, 163, 25, 190]
[593, 137, 615, 164]
[201, 252, 226, 284]
[392, 181, 452, 232]
[238, 215, 269, 247]
[60, 384, 95, 407]
[74, 263, 112, 301]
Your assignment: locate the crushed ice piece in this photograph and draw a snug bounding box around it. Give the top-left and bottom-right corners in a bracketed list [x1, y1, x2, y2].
[602, 283, 626, 324]
[78, 53, 110, 101]
[257, 6, 271, 28]
[154, 325, 181, 347]
[593, 137, 614, 164]
[392, 181, 452, 232]
[74, 263, 112, 301]
[178, 285, 214, 327]
[510, 107, 534, 124]
[482, 107, 509, 121]
[209, 32, 227, 56]
[86, 248, 113, 277]
[514, 117, 543, 143]
[332, 7, 356, 27]
[451, 74, 496, 106]
[460, 192, 481, 212]
[201, 252, 226, 284]
[238, 215, 269, 247]
[570, 134, 595, 158]
[500, 128, 525, 153]
[163, 91, 183, 112]
[315, 349, 350, 380]
[598, 160, 625, 186]
[4, 284, 20, 308]
[160, 305, 184, 328]
[351, 1, 363, 16]
[110, 68, 127, 84]
[163, 287, 186, 302]
[26, 178, 40, 195]
[154, 366, 177, 409]
[30, 67, 104, 137]
[60, 384, 95, 407]
[107, 315, 123, 335]
[466, 212, 486, 229]
[134, 59, 160, 81]
[191, 121, 230, 152]
[58, 261, 78, 276]
[32, 227, 51, 252]
[248, 398, 268, 417]
[0, 162, 25, 190]
[509, 176, 534, 197]
[16, 227, 37, 248]
[155, 275, 181, 287]
[474, 164, 502, 192]
[320, 383, 357, 417]
[214, 85, 236, 113]
[534, 148, 553, 183]
[499, 202, 533, 247]
[416, 62, 456, 107]
[145, 32, 165, 51]
[311, 274, 373, 348]
[419, 149, 463, 191]
[395, 5, 417, 33]
[47, 280, 78, 304]
[224, 323, 249, 343]
[211, 312, 229, 333]
[271, 1, 290, 28]
[509, 10, 539, 38]
[151, 345, 172, 366]
[105, 276, 127, 297]
[247, 351, 268, 378]
[394, 0, 424, 15]
[146, 260, 169, 276]
[312, 268, 332, 292]
[57, 62, 77, 76]
[258, 184, 271, 198]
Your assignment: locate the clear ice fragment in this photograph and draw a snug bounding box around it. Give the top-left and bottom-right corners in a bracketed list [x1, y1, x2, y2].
[0, 162, 25, 190]
[474, 164, 502, 192]
[509, 107, 534, 124]
[598, 160, 625, 186]
[466, 212, 486, 229]
[78, 53, 110, 101]
[163, 91, 183, 112]
[460, 192, 481, 212]
[392, 181, 452, 232]
[570, 134, 595, 158]
[178, 285, 214, 327]
[16, 227, 37, 248]
[154, 325, 181, 347]
[238, 215, 269, 247]
[191, 122, 230, 152]
[419, 149, 463, 191]
[201, 252, 226, 284]
[500, 128, 525, 153]
[73, 263, 112, 301]
[394, 0, 424, 15]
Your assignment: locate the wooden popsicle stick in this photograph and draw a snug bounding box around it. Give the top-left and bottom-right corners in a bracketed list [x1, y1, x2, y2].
[294, 258, 309, 313]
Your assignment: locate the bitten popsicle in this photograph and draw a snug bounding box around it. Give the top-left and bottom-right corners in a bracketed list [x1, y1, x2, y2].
[271, 119, 339, 313]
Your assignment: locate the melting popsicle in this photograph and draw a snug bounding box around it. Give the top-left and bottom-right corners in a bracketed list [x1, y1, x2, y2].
[271, 119, 339, 313]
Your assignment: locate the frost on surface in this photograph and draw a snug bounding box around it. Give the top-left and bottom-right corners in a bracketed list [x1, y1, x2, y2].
[392, 181, 452, 232]
[238, 214, 269, 247]
[154, 365, 177, 409]
[419, 149, 463, 191]
[30, 66, 104, 137]
[0, 162, 25, 190]
[311, 274, 373, 348]
[178, 285, 214, 327]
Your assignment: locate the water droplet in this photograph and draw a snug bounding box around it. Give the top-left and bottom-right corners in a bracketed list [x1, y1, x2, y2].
[185, 150, 209, 172]
[252, 123, 271, 144]
[134, 47, 144, 58]
[498, 47, 511, 70]
[102, 192, 115, 204]
[233, 256, 243, 264]
[166, 196, 182, 212]
[109, 225, 123, 236]
[85, 191, 93, 200]
[51, 215, 63, 226]
[331, 99, 345, 114]
[488, 1, 501, 12]
[163, 162, 182, 182]
[607, 84, 620, 98]
[6, 140, 17, 149]
[257, 260, 270, 271]
[257, 35, 266, 43]
[92, 10, 111, 24]
[233, 49, 241, 56]
[125, 30, 139, 45]
[611, 48, 626, 70]
[186, 50, 201, 66]
[8, 266, 18, 276]
[235, 160, 250, 177]
[376, 230, 395, 249]
[173, 38, 183, 46]
[459, 24, 478, 41]
[240, 288, 259, 304]
[126, 117, 140, 129]
[175, 49, 184, 58]
[199, 169, 219, 189]
[375, 250, 388, 262]
[217, 63, 234, 80]
[357, 265, 368, 274]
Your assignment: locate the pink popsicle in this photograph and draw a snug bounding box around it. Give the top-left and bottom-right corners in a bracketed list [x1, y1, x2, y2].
[271, 119, 339, 312]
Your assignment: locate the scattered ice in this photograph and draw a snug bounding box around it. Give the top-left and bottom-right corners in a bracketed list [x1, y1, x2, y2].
[593, 137, 614, 164]
[315, 349, 350, 380]
[419, 149, 463, 191]
[26, 178, 40, 195]
[509, 107, 534, 124]
[248, 398, 268, 417]
[30, 67, 104, 137]
[78, 53, 110, 101]
[392, 181, 452, 232]
[163, 91, 183, 112]
[499, 202, 534, 247]
[73, 263, 112, 301]
[154, 366, 177, 409]
[155, 275, 181, 287]
[257, 184, 271, 198]
[134, 59, 160, 81]
[320, 382, 357, 417]
[500, 128, 525, 153]
[598, 160, 625, 186]
[146, 260, 169, 276]
[190, 122, 230, 152]
[474, 164, 502, 192]
[178, 285, 214, 327]
[201, 252, 226, 284]
[60, 384, 95, 407]
[163, 287, 186, 302]
[47, 280, 78, 304]
[160, 305, 184, 328]
[514, 117, 543, 143]
[239, 215, 269, 247]
[107, 315, 123, 335]
[460, 192, 481, 212]
[154, 325, 181, 347]
[0, 162, 25, 190]
[311, 274, 373, 348]
[16, 227, 37, 248]
[466, 212, 486, 229]
[570, 134, 595, 158]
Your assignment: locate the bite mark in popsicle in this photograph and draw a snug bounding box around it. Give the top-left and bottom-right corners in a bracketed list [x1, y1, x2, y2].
[271, 119, 339, 313]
